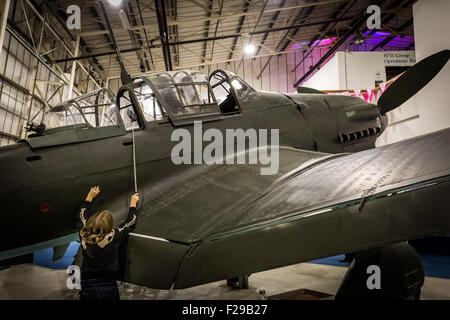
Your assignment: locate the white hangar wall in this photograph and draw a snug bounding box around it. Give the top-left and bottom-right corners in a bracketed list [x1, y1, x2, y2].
[378, 0, 450, 146]
[301, 53, 343, 91]
[302, 51, 388, 91]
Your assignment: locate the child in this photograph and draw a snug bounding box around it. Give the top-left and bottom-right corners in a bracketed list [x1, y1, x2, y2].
[76, 186, 139, 300]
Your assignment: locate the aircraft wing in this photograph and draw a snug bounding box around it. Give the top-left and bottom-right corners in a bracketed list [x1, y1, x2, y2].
[121, 128, 450, 289]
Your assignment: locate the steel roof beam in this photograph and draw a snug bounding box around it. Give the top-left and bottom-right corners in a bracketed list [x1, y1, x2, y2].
[293, 0, 385, 87]
[365, 0, 416, 38]
[136, 0, 155, 69]
[291, 0, 354, 74]
[257, 1, 317, 79]
[201, 0, 213, 63]
[155, 0, 172, 71]
[228, 0, 250, 60]
[88, 5, 119, 65]
[53, 16, 356, 64]
[370, 17, 413, 51]
[23, 0, 101, 89]
[77, 0, 349, 38]
[168, 0, 347, 26]
[0, 0, 10, 58]
[5, 23, 67, 83]
[306, 1, 349, 48]
[41, 0, 104, 76]
[172, 16, 355, 46]
[98, 0, 131, 83]
[208, 0, 225, 73]
[254, 0, 286, 57]
[125, 2, 147, 73]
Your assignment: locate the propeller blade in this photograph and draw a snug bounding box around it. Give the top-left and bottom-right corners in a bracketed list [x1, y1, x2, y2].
[377, 49, 450, 114]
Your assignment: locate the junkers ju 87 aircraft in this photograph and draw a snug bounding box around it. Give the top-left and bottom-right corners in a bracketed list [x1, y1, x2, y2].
[0, 49, 449, 298]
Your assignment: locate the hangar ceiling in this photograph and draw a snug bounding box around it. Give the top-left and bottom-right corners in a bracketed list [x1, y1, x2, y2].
[37, 0, 415, 78]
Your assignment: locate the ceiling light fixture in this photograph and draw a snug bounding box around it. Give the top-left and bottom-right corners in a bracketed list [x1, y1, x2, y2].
[243, 43, 257, 56]
[108, 0, 122, 7]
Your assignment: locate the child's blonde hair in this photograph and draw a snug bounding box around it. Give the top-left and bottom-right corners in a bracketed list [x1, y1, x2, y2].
[80, 210, 113, 244]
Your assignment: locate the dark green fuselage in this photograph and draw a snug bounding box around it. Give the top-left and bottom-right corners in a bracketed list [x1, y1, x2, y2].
[0, 88, 385, 258]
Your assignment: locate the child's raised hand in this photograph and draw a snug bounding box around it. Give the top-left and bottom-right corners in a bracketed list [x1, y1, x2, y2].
[86, 186, 101, 202]
[130, 193, 139, 208]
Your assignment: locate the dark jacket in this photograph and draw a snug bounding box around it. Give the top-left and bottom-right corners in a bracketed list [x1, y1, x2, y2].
[76, 200, 137, 280]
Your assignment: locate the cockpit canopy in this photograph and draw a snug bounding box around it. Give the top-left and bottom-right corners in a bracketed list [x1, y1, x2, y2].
[119, 70, 222, 126]
[146, 70, 218, 116]
[23, 70, 257, 148]
[118, 69, 254, 127]
[25, 88, 124, 148]
[209, 69, 253, 114]
[42, 88, 120, 131]
[34, 69, 254, 134]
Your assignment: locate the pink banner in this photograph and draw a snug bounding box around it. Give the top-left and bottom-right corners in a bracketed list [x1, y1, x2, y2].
[365, 86, 374, 102]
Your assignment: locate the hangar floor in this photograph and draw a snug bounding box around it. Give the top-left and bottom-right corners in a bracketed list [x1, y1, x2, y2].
[1, 262, 449, 300]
